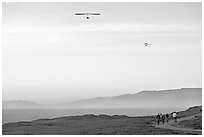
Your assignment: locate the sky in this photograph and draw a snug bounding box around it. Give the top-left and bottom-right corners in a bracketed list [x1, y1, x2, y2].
[2, 2, 202, 104]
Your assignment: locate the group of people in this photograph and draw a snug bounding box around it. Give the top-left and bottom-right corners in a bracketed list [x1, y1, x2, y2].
[156, 111, 177, 124]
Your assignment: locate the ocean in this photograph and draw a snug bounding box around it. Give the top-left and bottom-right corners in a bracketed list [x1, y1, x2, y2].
[2, 108, 186, 124]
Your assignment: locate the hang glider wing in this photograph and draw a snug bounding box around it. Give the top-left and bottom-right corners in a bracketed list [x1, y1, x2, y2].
[89, 13, 100, 15]
[75, 12, 100, 16]
[75, 13, 87, 15]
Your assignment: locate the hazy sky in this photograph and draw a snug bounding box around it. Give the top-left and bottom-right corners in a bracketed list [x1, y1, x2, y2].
[2, 2, 202, 104]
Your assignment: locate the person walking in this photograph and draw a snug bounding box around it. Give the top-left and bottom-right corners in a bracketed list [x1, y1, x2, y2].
[161, 114, 165, 124]
[165, 113, 169, 123]
[156, 113, 160, 124]
[172, 111, 177, 122]
[160, 113, 162, 119]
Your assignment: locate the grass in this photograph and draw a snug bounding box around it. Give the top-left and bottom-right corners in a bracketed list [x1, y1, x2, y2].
[2, 106, 202, 135]
[177, 115, 202, 130]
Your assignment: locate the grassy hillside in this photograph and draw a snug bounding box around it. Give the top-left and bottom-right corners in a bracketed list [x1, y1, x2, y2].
[177, 115, 202, 130]
[2, 106, 201, 135]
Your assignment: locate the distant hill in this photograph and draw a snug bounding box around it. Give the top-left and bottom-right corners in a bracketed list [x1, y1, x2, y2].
[3, 100, 42, 109]
[3, 88, 202, 109]
[61, 88, 202, 108]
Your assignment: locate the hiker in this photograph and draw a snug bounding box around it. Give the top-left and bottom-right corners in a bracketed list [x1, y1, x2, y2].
[165, 113, 169, 123]
[161, 114, 165, 124]
[156, 113, 160, 124]
[172, 111, 177, 122]
[160, 113, 162, 119]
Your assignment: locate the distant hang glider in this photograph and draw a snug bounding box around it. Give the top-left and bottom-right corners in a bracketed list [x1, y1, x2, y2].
[144, 42, 151, 47]
[75, 12, 100, 19]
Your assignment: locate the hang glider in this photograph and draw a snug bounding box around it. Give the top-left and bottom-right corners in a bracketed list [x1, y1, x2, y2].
[75, 12, 100, 19]
[144, 42, 151, 47]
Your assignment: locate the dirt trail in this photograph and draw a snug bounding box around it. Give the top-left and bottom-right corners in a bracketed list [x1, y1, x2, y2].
[154, 115, 202, 133]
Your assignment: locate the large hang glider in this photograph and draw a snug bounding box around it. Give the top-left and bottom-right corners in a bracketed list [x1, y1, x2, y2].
[75, 12, 100, 19]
